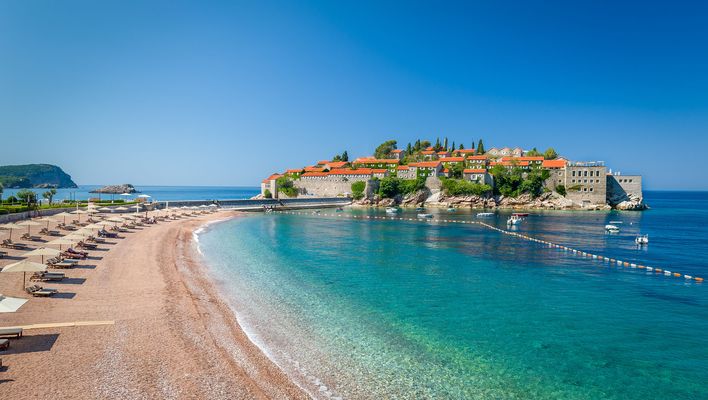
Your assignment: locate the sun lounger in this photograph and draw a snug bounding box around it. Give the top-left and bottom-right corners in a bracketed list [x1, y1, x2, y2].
[0, 251, 6, 258]
[0, 339, 9, 351]
[1, 239, 27, 250]
[31, 271, 65, 281]
[77, 241, 97, 250]
[0, 328, 23, 339]
[47, 258, 75, 269]
[21, 233, 41, 241]
[26, 285, 58, 297]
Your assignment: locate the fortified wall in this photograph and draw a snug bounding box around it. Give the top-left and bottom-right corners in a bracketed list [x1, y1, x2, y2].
[606, 175, 643, 204]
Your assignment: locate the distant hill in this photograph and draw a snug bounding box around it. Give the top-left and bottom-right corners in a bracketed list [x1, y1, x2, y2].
[0, 164, 78, 189]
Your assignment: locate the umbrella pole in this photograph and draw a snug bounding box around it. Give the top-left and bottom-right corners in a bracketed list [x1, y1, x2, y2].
[23, 271, 26, 289]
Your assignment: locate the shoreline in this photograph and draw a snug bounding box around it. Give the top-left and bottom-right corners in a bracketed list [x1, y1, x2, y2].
[0, 211, 308, 399]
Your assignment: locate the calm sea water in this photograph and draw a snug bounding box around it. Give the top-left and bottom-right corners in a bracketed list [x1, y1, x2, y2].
[199, 191, 708, 399]
[1, 185, 260, 202]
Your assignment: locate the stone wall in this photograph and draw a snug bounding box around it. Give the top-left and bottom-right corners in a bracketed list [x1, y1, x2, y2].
[564, 165, 607, 205]
[606, 175, 643, 204]
[294, 177, 370, 198]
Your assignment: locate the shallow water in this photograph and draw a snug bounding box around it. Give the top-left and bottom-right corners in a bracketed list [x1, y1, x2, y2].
[198, 191, 708, 399]
[1, 185, 260, 202]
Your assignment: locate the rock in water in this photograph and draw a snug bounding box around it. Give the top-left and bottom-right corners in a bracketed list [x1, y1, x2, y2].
[90, 184, 139, 194]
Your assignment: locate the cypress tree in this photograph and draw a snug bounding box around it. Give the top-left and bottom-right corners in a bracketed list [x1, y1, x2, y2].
[444, 137, 448, 151]
[476, 139, 485, 154]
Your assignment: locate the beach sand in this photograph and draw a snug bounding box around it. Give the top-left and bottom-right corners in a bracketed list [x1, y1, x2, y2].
[0, 211, 308, 399]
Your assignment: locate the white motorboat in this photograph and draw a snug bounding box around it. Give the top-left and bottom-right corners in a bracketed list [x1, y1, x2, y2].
[635, 234, 649, 244]
[386, 207, 400, 214]
[447, 207, 456, 212]
[417, 213, 433, 219]
[476, 212, 495, 218]
[507, 215, 523, 225]
[605, 224, 620, 233]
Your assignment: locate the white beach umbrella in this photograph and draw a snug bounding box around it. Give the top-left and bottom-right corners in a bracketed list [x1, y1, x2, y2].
[2, 260, 47, 288]
[47, 238, 76, 250]
[52, 212, 73, 224]
[23, 247, 61, 263]
[0, 294, 28, 313]
[0, 223, 23, 241]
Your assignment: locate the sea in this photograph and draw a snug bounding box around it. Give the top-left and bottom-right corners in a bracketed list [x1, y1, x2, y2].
[1, 185, 260, 202]
[195, 191, 708, 400]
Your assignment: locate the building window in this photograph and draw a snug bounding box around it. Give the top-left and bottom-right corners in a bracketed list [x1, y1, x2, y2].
[629, 179, 633, 183]
[590, 188, 594, 192]
[572, 171, 576, 177]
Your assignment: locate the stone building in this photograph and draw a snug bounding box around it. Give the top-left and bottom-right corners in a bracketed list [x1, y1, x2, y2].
[563, 162, 607, 206]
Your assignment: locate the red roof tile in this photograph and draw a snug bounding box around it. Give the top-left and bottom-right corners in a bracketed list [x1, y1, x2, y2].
[409, 161, 441, 168]
[542, 159, 567, 168]
[328, 168, 373, 175]
[463, 169, 487, 174]
[441, 157, 465, 162]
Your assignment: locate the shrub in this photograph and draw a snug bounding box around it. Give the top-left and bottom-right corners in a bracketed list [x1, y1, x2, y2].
[400, 176, 426, 195]
[276, 177, 298, 197]
[378, 177, 401, 198]
[351, 181, 366, 200]
[556, 184, 566, 196]
[441, 178, 492, 196]
[264, 189, 272, 199]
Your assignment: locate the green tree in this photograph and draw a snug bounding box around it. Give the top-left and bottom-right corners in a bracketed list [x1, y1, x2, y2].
[451, 141, 455, 151]
[449, 163, 464, 179]
[16, 189, 37, 205]
[263, 189, 272, 199]
[374, 140, 397, 159]
[276, 177, 298, 197]
[544, 147, 558, 160]
[406, 142, 412, 155]
[378, 177, 401, 198]
[342, 151, 349, 162]
[413, 139, 421, 152]
[351, 181, 366, 200]
[441, 178, 492, 196]
[443, 137, 448, 150]
[526, 147, 542, 157]
[332, 154, 342, 162]
[555, 184, 566, 196]
[399, 176, 426, 195]
[459, 143, 464, 149]
[476, 139, 485, 154]
[420, 140, 431, 149]
[42, 188, 57, 204]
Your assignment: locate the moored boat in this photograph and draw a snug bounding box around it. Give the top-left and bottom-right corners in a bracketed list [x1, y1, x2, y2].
[635, 234, 649, 244]
[476, 212, 495, 218]
[385, 207, 400, 214]
[417, 213, 433, 219]
[507, 215, 523, 225]
[605, 224, 620, 233]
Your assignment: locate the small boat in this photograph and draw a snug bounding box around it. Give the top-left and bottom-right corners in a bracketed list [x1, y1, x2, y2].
[635, 234, 649, 244]
[447, 207, 456, 212]
[417, 213, 433, 219]
[313, 210, 321, 215]
[385, 207, 400, 214]
[512, 213, 529, 217]
[335, 207, 343, 212]
[507, 215, 523, 225]
[476, 212, 495, 218]
[605, 224, 620, 233]
[415, 207, 425, 212]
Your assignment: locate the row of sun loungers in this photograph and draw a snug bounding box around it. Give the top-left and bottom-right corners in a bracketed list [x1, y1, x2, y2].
[1, 239, 29, 250]
[25, 284, 58, 297]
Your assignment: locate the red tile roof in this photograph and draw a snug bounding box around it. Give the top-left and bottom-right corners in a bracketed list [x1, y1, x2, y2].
[437, 151, 449, 155]
[463, 169, 487, 174]
[317, 160, 330, 165]
[409, 161, 441, 168]
[304, 167, 325, 172]
[353, 158, 399, 164]
[457, 149, 477, 154]
[301, 172, 329, 177]
[262, 173, 282, 183]
[466, 155, 488, 160]
[327, 161, 349, 168]
[396, 165, 409, 170]
[391, 149, 403, 153]
[286, 169, 303, 173]
[372, 169, 388, 174]
[442, 168, 450, 173]
[425, 146, 434, 151]
[421, 150, 436, 155]
[502, 156, 544, 162]
[441, 157, 465, 162]
[542, 159, 567, 168]
[328, 168, 373, 175]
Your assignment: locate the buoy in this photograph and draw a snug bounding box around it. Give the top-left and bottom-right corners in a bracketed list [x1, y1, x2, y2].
[685, 275, 692, 279]
[695, 277, 704, 282]
[655, 268, 663, 273]
[673, 273, 681, 277]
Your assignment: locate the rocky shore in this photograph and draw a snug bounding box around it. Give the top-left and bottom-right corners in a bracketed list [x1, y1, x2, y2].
[354, 190, 647, 211]
[90, 183, 139, 194]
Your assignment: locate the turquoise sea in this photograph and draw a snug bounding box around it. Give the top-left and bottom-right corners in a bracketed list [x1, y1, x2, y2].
[1, 185, 260, 202]
[198, 191, 707, 399]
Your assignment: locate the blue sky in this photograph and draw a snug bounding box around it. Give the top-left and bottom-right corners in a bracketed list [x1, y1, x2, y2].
[1, 1, 707, 189]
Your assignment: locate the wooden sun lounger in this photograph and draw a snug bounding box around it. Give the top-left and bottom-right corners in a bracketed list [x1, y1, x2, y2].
[31, 271, 65, 281]
[26, 285, 58, 297]
[21, 233, 41, 241]
[0, 339, 9, 351]
[0, 328, 23, 339]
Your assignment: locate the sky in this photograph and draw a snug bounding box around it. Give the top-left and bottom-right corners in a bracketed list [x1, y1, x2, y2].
[1, 1, 707, 190]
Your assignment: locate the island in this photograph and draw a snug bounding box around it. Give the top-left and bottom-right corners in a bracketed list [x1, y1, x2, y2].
[0, 164, 78, 188]
[258, 139, 646, 210]
[90, 184, 140, 194]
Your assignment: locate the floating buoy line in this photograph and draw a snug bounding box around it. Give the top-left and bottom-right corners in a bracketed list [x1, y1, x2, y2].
[275, 210, 704, 284]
